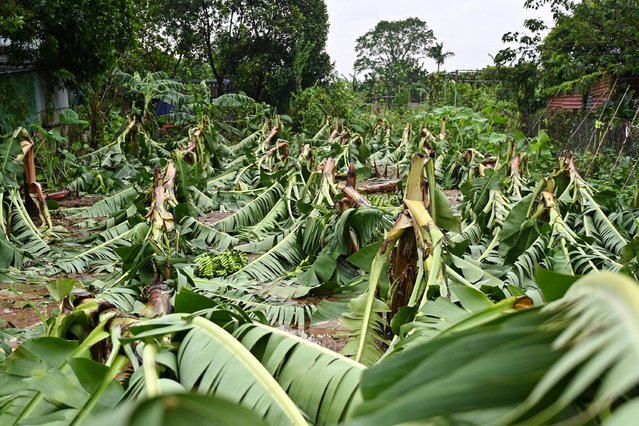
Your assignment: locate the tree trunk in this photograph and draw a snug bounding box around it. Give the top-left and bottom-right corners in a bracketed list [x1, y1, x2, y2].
[387, 231, 419, 325]
[90, 90, 101, 147]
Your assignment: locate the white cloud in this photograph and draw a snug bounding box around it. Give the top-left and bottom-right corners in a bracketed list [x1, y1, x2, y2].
[325, 0, 554, 77]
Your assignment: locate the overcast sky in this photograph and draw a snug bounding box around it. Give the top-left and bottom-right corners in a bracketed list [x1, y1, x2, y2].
[325, 0, 554, 77]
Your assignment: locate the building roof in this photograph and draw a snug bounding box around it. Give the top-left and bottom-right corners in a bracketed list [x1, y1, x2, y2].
[0, 38, 39, 75]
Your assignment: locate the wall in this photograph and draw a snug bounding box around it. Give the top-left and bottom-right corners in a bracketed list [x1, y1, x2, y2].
[0, 71, 38, 132]
[0, 69, 69, 132]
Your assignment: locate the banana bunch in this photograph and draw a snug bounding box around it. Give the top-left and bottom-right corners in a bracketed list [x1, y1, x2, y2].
[195, 250, 248, 278]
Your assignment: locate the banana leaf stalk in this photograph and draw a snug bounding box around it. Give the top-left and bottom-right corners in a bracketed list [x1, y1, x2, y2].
[147, 166, 175, 244]
[328, 117, 341, 141]
[359, 179, 400, 194]
[417, 125, 435, 153]
[142, 283, 174, 318]
[312, 117, 330, 141]
[15, 129, 52, 228]
[544, 185, 621, 273]
[506, 145, 527, 200]
[316, 157, 338, 207]
[339, 163, 371, 211]
[477, 189, 511, 262]
[257, 140, 289, 171]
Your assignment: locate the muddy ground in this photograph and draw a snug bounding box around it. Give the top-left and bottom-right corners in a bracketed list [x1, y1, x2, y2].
[0, 283, 54, 329]
[55, 194, 102, 209]
[0, 194, 105, 336]
[199, 210, 234, 225]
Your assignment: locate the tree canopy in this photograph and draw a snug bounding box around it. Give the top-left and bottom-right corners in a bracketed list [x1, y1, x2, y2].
[130, 0, 332, 107]
[496, 0, 639, 89]
[354, 17, 435, 78]
[0, 0, 136, 88]
[428, 42, 455, 73]
[539, 0, 639, 87]
[353, 17, 437, 105]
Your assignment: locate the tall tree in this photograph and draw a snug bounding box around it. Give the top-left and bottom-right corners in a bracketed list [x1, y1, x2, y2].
[495, 0, 639, 111]
[0, 0, 136, 88]
[354, 17, 435, 78]
[137, 0, 331, 107]
[538, 0, 639, 87]
[494, 0, 575, 67]
[118, 0, 187, 76]
[354, 17, 436, 104]
[428, 42, 455, 72]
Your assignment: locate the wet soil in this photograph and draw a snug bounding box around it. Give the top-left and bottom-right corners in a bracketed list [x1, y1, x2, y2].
[1, 195, 107, 334]
[48, 194, 105, 240]
[199, 210, 234, 225]
[56, 194, 102, 208]
[281, 320, 348, 353]
[0, 283, 55, 330]
[303, 321, 348, 352]
[51, 212, 95, 240]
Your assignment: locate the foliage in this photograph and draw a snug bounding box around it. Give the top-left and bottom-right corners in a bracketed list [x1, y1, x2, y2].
[352, 272, 639, 425]
[354, 17, 436, 105]
[428, 41, 455, 73]
[289, 79, 363, 131]
[354, 17, 435, 77]
[2, 67, 639, 425]
[495, 0, 639, 111]
[0, 0, 136, 87]
[0, 73, 39, 133]
[134, 0, 332, 107]
[539, 0, 639, 87]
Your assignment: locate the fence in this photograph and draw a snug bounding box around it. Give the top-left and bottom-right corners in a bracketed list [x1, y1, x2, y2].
[522, 106, 639, 184]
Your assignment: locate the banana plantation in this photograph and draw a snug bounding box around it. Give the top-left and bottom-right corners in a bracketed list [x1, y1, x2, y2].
[1, 72, 639, 426]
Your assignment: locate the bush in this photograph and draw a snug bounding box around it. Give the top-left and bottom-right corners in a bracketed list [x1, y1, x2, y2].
[289, 79, 362, 132]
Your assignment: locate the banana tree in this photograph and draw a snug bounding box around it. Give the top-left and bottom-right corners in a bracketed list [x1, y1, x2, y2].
[345, 153, 463, 365]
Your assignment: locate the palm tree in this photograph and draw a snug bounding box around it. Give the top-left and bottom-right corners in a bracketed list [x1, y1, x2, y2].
[428, 42, 455, 72]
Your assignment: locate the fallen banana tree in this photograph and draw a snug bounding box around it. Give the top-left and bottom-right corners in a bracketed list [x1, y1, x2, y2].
[345, 153, 464, 365]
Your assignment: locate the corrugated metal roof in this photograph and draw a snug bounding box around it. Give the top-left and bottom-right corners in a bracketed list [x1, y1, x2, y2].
[586, 75, 612, 110]
[548, 94, 584, 110]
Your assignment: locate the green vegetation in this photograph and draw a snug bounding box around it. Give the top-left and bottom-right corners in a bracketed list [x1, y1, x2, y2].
[0, 74, 638, 423]
[0, 0, 136, 87]
[1, 1, 639, 425]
